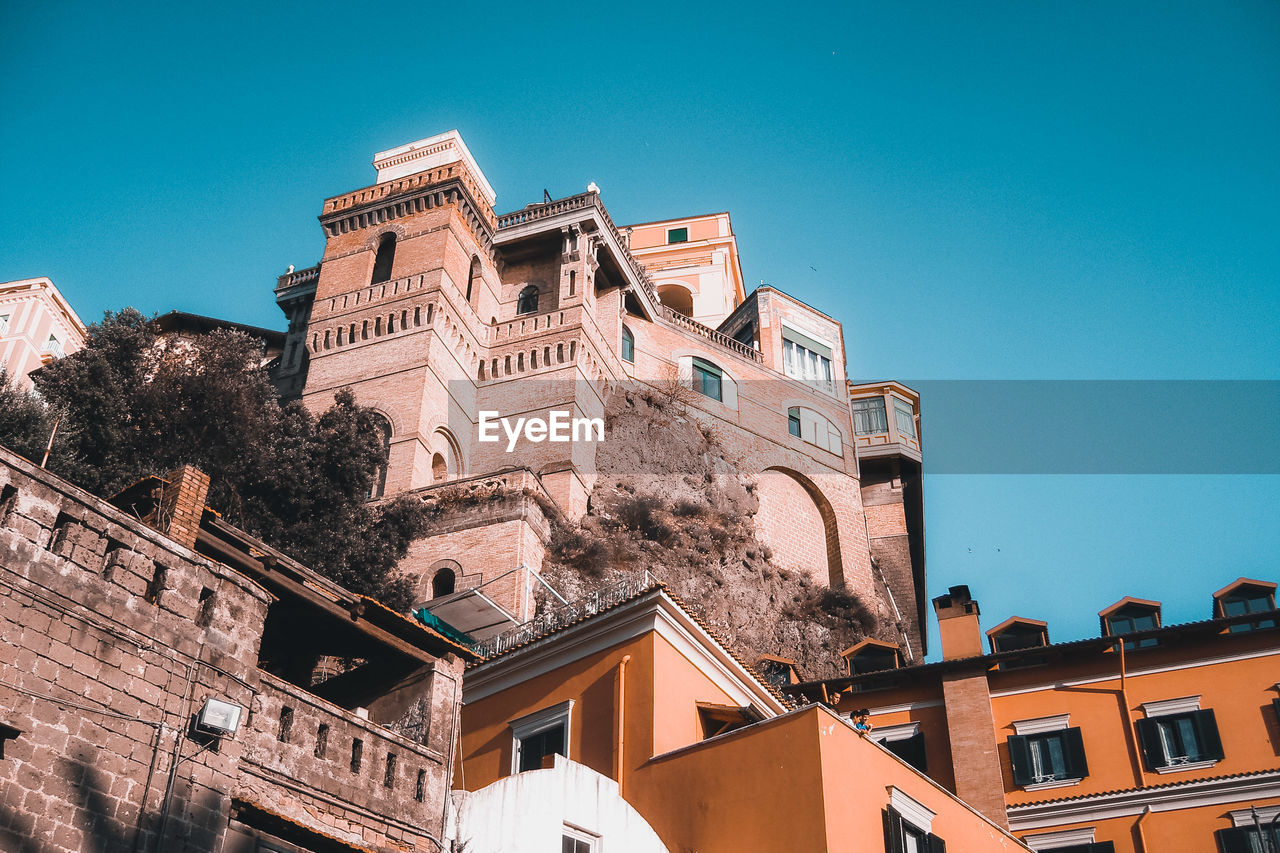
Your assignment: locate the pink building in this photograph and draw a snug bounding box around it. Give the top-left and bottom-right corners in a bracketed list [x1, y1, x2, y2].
[0, 277, 86, 390]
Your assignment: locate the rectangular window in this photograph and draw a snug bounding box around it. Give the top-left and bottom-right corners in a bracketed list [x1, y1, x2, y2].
[879, 731, 928, 773]
[1135, 710, 1223, 771]
[350, 738, 363, 773]
[518, 725, 564, 771]
[893, 398, 917, 439]
[511, 700, 572, 774]
[852, 397, 889, 435]
[667, 227, 688, 244]
[1008, 728, 1088, 787]
[788, 408, 802, 438]
[562, 830, 595, 853]
[1215, 826, 1280, 853]
[883, 806, 945, 853]
[0, 315, 9, 335]
[1222, 592, 1278, 632]
[1038, 844, 1115, 853]
[781, 330, 834, 392]
[314, 723, 329, 758]
[692, 358, 723, 402]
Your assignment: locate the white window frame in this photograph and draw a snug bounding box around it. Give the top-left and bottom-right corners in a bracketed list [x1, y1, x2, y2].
[888, 786, 935, 834]
[780, 324, 835, 394]
[562, 823, 599, 852]
[1023, 827, 1096, 851]
[510, 699, 573, 774]
[0, 314, 9, 336]
[873, 721, 920, 744]
[1140, 695, 1200, 717]
[1012, 713, 1071, 735]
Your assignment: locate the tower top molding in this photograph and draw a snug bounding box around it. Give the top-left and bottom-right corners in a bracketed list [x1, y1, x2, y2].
[373, 130, 497, 207]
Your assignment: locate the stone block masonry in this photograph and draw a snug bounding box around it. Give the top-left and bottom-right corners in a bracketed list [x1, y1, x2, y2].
[0, 445, 464, 852]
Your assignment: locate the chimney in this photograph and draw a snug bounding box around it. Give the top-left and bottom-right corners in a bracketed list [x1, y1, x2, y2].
[933, 585, 984, 661]
[156, 466, 210, 550]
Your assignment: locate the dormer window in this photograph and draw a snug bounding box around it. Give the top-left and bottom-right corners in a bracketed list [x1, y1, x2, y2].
[1100, 598, 1162, 650]
[841, 639, 902, 676]
[987, 617, 1049, 654]
[1213, 578, 1278, 632]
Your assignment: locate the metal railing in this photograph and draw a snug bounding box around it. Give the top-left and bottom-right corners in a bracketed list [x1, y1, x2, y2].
[471, 572, 660, 659]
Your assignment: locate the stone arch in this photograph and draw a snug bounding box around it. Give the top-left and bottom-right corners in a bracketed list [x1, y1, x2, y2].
[431, 426, 463, 480]
[753, 466, 843, 589]
[368, 412, 393, 499]
[656, 282, 694, 316]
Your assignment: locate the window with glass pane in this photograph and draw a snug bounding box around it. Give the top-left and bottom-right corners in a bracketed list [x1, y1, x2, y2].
[1009, 727, 1088, 786]
[667, 227, 688, 243]
[0, 315, 9, 335]
[1105, 606, 1160, 649]
[516, 286, 539, 316]
[1136, 709, 1223, 770]
[1221, 590, 1277, 632]
[621, 326, 635, 363]
[902, 824, 928, 853]
[562, 827, 596, 853]
[852, 397, 888, 435]
[1029, 734, 1068, 781]
[692, 358, 722, 401]
[518, 723, 564, 771]
[788, 407, 802, 437]
[893, 399, 916, 439]
[1156, 716, 1205, 763]
[782, 334, 833, 391]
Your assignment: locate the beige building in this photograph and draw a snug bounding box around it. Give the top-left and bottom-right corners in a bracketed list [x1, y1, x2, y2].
[272, 130, 928, 657]
[0, 277, 86, 390]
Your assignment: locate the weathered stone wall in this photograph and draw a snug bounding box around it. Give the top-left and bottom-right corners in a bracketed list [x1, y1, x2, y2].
[0, 447, 462, 852]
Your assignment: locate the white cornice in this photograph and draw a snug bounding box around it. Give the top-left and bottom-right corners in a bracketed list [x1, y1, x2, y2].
[1011, 714, 1071, 735]
[373, 130, 496, 205]
[1007, 770, 1280, 831]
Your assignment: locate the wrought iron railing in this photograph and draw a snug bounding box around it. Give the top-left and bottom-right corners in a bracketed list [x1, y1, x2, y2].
[471, 572, 660, 659]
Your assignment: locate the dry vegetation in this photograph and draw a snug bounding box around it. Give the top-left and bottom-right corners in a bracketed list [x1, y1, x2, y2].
[536, 385, 884, 681]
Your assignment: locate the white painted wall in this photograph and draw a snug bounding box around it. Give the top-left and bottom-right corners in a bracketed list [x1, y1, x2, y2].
[450, 757, 671, 853]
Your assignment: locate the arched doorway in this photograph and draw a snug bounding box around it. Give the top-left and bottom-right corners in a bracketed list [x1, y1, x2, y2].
[752, 467, 843, 589]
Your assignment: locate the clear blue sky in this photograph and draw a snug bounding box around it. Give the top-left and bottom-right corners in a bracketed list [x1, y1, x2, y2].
[3, 1, 1277, 657]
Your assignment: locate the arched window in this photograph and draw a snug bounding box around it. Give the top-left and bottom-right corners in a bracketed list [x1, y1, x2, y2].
[432, 567, 456, 598]
[466, 256, 482, 306]
[371, 233, 396, 284]
[516, 285, 539, 316]
[432, 453, 447, 483]
[621, 326, 635, 363]
[657, 284, 693, 317]
[368, 415, 392, 498]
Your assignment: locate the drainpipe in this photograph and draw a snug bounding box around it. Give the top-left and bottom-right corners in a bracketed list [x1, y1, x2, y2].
[616, 655, 631, 797]
[1136, 805, 1154, 853]
[1118, 640, 1145, 789]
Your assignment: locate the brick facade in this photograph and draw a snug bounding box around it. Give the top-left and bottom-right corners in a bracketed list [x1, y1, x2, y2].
[0, 446, 464, 853]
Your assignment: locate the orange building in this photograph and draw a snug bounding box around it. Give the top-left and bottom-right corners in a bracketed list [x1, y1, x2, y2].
[452, 578, 1032, 852]
[787, 582, 1280, 853]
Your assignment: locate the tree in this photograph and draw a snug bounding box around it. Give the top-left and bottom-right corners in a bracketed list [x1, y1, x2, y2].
[0, 369, 56, 465]
[0, 309, 421, 608]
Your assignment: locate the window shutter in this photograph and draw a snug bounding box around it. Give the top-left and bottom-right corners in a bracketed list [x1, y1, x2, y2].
[926, 833, 946, 853]
[1273, 697, 1280, 724]
[882, 807, 904, 853]
[1216, 827, 1257, 853]
[1007, 734, 1034, 786]
[885, 732, 928, 773]
[1061, 727, 1090, 780]
[1134, 718, 1165, 770]
[1192, 710, 1224, 761]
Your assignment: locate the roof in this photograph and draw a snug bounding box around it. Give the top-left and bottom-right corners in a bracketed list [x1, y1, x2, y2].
[840, 637, 902, 659]
[470, 578, 790, 708]
[985, 615, 1048, 637]
[151, 310, 286, 346]
[1098, 595, 1162, 618]
[788, 606, 1280, 698]
[198, 514, 478, 662]
[1213, 576, 1278, 598]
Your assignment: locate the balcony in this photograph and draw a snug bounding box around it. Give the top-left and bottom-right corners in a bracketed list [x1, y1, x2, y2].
[660, 304, 763, 364]
[849, 382, 922, 462]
